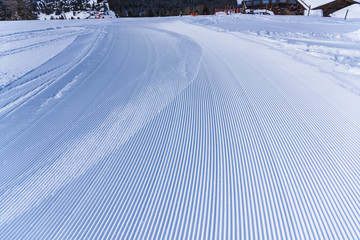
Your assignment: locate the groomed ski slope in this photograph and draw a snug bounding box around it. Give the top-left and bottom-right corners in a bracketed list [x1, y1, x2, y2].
[1, 16, 360, 239]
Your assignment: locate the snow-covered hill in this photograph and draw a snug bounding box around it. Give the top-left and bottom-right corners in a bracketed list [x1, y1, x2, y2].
[1, 15, 360, 238]
[36, 0, 115, 20]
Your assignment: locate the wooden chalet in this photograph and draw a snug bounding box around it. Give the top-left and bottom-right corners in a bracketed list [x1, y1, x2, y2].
[239, 0, 359, 16]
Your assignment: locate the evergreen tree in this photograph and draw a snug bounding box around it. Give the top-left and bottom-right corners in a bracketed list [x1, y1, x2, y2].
[0, 0, 10, 20]
[203, 4, 209, 14]
[17, 0, 36, 19]
[6, 0, 36, 19]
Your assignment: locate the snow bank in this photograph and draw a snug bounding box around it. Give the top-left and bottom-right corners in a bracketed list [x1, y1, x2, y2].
[245, 9, 274, 15]
[215, 11, 227, 16]
[347, 29, 360, 41]
[308, 9, 323, 16]
[0, 21, 90, 87]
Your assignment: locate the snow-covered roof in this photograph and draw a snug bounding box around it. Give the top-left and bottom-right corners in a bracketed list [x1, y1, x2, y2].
[238, 0, 359, 9]
[300, 0, 360, 9]
[332, 3, 360, 18]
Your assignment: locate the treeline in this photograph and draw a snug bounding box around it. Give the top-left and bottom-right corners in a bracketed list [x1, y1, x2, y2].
[0, 0, 108, 20]
[36, 0, 108, 16]
[0, 0, 236, 20]
[37, 0, 90, 15]
[0, 0, 37, 20]
[108, 0, 236, 17]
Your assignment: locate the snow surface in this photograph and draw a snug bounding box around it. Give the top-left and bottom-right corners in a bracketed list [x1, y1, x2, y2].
[1, 15, 360, 238]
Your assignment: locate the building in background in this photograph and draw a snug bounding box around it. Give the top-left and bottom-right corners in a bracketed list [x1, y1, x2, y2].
[238, 0, 359, 16]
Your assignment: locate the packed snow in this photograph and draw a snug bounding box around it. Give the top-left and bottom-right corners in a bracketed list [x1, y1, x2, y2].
[1, 15, 360, 239]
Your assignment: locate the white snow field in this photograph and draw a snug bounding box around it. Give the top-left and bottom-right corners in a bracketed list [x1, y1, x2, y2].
[1, 15, 360, 239]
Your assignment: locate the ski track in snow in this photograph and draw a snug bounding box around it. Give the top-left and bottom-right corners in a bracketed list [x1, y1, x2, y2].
[0, 16, 360, 239]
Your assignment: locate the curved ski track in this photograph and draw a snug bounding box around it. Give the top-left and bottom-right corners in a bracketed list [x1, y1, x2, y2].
[0, 19, 360, 239]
